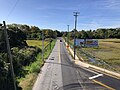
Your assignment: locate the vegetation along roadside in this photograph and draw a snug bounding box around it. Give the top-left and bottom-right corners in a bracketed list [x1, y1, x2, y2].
[0, 23, 60, 90]
[19, 39, 56, 90]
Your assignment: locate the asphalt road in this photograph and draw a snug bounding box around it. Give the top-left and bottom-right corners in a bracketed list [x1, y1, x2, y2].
[59, 40, 107, 90]
[33, 38, 120, 90]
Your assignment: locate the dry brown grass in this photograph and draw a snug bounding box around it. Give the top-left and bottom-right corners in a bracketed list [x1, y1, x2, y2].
[82, 39, 120, 73]
[19, 73, 37, 90]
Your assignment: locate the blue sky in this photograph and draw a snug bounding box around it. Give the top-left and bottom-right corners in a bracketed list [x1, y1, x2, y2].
[0, 0, 120, 31]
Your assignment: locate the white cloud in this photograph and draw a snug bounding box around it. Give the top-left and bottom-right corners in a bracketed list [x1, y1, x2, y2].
[79, 18, 120, 30]
[79, 21, 101, 30]
[104, 0, 120, 9]
[94, 0, 120, 10]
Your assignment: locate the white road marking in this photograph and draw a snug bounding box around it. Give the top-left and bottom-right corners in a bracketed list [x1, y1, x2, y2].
[89, 74, 103, 80]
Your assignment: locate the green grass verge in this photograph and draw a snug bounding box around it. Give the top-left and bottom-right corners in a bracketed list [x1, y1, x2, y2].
[19, 39, 56, 90]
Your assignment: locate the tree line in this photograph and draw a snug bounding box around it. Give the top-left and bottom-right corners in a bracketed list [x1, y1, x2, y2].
[63, 28, 120, 39]
[7, 24, 62, 40]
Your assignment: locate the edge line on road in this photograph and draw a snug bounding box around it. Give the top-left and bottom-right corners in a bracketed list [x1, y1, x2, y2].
[59, 41, 61, 63]
[92, 79, 115, 90]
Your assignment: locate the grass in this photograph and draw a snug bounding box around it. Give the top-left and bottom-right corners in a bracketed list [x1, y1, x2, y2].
[82, 39, 120, 60]
[19, 39, 56, 90]
[19, 73, 37, 90]
[26, 40, 49, 49]
[44, 40, 56, 59]
[66, 38, 120, 73]
[80, 39, 120, 73]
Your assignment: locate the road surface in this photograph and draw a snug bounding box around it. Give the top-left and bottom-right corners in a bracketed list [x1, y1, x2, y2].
[33, 38, 120, 90]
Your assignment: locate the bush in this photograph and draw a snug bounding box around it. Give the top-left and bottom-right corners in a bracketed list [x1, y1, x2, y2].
[9, 46, 42, 79]
[29, 61, 40, 73]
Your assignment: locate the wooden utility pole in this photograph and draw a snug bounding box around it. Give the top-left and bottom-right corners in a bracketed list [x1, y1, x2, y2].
[3, 21, 17, 90]
[42, 30, 44, 62]
[73, 12, 79, 60]
[67, 25, 69, 46]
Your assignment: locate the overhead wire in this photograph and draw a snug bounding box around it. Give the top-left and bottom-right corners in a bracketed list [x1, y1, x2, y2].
[6, 0, 20, 20]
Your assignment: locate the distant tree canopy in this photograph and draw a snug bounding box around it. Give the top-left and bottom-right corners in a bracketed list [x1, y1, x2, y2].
[65, 28, 120, 39]
[55, 30, 63, 37]
[7, 24, 59, 40]
[42, 29, 57, 39]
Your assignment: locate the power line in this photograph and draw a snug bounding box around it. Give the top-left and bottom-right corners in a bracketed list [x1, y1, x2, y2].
[6, 0, 20, 20]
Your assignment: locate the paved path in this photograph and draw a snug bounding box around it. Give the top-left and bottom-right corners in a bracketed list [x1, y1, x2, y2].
[33, 39, 63, 90]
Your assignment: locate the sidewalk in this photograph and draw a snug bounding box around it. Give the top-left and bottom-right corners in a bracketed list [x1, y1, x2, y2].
[64, 40, 120, 79]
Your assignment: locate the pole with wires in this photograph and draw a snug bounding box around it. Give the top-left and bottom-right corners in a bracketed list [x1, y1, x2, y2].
[42, 30, 44, 62]
[3, 21, 17, 90]
[73, 12, 79, 60]
[67, 25, 69, 46]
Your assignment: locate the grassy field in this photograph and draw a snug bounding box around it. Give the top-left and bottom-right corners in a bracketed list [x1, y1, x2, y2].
[26, 40, 49, 49]
[81, 39, 120, 73]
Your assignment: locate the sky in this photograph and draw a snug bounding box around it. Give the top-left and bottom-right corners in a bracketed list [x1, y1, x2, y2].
[0, 0, 120, 31]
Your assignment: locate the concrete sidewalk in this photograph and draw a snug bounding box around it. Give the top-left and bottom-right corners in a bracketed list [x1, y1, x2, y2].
[64, 40, 120, 79]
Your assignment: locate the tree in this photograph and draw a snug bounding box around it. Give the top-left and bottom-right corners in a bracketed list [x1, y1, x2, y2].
[81, 30, 88, 39]
[86, 30, 94, 39]
[0, 29, 6, 52]
[8, 29, 27, 47]
[30, 26, 40, 33]
[55, 30, 63, 37]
